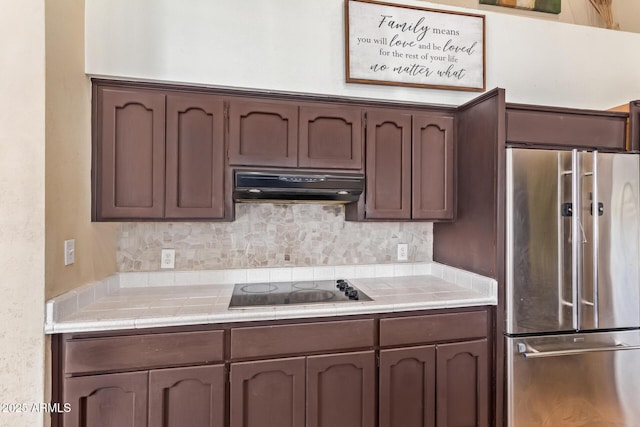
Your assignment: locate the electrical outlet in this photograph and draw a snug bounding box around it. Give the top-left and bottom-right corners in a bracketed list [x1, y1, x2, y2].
[397, 243, 408, 261]
[161, 249, 175, 269]
[64, 239, 75, 266]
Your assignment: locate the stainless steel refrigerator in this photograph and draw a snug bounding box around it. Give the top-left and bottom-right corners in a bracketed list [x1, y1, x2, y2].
[505, 147, 640, 427]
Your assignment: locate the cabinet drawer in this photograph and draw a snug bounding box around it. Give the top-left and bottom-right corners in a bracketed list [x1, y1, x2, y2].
[231, 319, 375, 359]
[65, 330, 224, 375]
[379, 311, 487, 347]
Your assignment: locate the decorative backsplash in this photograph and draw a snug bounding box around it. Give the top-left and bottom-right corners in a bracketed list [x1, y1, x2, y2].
[118, 204, 433, 271]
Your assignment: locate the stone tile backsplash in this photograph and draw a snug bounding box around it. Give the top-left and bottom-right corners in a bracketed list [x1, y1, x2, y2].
[118, 204, 433, 271]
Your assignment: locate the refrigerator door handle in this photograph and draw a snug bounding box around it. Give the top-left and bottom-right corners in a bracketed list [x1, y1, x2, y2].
[571, 149, 580, 330]
[591, 150, 599, 328]
[577, 217, 591, 306]
[521, 343, 640, 359]
[558, 167, 574, 322]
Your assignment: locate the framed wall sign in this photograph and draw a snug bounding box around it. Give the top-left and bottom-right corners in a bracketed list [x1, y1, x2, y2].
[345, 0, 486, 92]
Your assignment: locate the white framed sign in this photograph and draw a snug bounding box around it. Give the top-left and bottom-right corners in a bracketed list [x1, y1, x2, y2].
[345, 0, 485, 92]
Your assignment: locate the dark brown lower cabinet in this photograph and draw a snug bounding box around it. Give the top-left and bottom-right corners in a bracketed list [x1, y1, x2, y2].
[307, 351, 376, 427]
[230, 357, 306, 427]
[436, 340, 488, 427]
[229, 351, 375, 427]
[55, 309, 492, 427]
[63, 371, 148, 427]
[149, 365, 225, 427]
[379, 340, 488, 427]
[62, 365, 225, 427]
[379, 345, 436, 427]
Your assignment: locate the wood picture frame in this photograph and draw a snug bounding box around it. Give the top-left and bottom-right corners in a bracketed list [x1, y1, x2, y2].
[345, 0, 486, 92]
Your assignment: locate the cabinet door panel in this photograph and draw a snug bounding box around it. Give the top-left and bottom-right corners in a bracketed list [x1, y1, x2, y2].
[365, 111, 412, 219]
[97, 87, 165, 219]
[412, 115, 455, 220]
[379, 346, 436, 427]
[307, 351, 375, 427]
[299, 105, 363, 170]
[165, 94, 225, 219]
[436, 339, 489, 427]
[228, 100, 298, 167]
[149, 365, 225, 427]
[230, 357, 305, 427]
[63, 371, 148, 427]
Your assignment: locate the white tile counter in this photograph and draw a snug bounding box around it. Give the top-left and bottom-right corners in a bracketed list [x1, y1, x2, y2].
[45, 262, 497, 334]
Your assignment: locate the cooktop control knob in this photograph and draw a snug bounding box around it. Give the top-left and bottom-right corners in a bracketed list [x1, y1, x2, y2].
[336, 280, 348, 291]
[347, 289, 359, 300]
[343, 286, 354, 294]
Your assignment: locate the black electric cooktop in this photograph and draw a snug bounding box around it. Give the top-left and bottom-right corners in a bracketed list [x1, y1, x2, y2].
[228, 279, 372, 308]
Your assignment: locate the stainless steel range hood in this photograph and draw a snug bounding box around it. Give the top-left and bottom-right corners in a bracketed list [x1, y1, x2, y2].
[233, 170, 364, 203]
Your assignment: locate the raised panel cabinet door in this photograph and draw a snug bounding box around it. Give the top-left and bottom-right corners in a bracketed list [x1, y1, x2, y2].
[165, 94, 225, 219]
[228, 99, 298, 167]
[412, 114, 455, 220]
[62, 371, 148, 427]
[364, 110, 412, 219]
[436, 340, 489, 427]
[379, 346, 436, 427]
[306, 351, 376, 427]
[299, 105, 363, 170]
[230, 357, 306, 427]
[149, 364, 225, 427]
[96, 86, 166, 219]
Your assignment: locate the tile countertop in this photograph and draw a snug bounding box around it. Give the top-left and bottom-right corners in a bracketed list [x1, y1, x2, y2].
[44, 262, 497, 334]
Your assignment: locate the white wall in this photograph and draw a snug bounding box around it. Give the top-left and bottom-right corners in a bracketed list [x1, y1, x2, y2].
[0, 1, 46, 426]
[86, 0, 640, 109]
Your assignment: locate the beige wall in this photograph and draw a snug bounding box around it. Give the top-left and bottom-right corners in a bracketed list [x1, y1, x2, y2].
[424, 0, 639, 32]
[43, 1, 119, 424]
[45, 0, 117, 300]
[0, 1, 46, 426]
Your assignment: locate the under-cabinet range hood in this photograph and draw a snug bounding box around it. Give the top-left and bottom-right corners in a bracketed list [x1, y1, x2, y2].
[233, 170, 364, 203]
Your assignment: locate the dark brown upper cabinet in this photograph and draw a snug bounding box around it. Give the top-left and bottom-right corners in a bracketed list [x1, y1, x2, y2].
[365, 111, 413, 219]
[165, 94, 225, 219]
[228, 99, 364, 170]
[362, 110, 455, 221]
[299, 105, 363, 170]
[506, 103, 628, 151]
[228, 99, 299, 168]
[93, 84, 227, 221]
[95, 86, 166, 220]
[413, 114, 455, 220]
